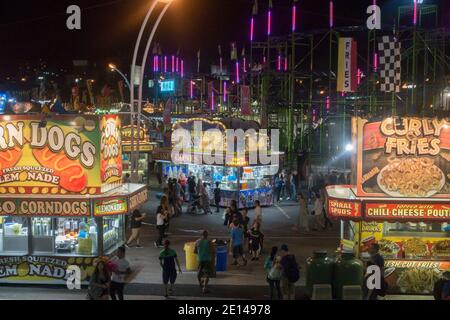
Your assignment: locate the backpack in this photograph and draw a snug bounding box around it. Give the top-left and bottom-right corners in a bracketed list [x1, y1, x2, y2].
[284, 255, 300, 283]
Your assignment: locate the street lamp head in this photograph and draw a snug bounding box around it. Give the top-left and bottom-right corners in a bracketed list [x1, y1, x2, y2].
[108, 63, 117, 71]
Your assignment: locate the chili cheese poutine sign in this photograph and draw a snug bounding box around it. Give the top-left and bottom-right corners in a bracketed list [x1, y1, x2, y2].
[364, 202, 450, 221]
[354, 117, 450, 198]
[0, 115, 122, 195]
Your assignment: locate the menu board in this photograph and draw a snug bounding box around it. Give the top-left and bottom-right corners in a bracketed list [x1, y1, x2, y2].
[365, 202, 450, 221]
[355, 117, 450, 198]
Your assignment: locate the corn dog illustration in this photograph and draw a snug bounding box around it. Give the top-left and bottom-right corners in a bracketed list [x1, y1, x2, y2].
[0, 146, 22, 173]
[32, 146, 87, 192]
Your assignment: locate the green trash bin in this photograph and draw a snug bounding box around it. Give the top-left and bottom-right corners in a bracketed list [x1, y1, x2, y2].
[306, 251, 334, 297]
[333, 251, 364, 300]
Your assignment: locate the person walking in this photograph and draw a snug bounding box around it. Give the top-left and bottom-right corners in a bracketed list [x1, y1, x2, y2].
[159, 239, 182, 298]
[275, 174, 283, 202]
[364, 243, 387, 300]
[125, 209, 146, 248]
[253, 200, 262, 227]
[279, 244, 300, 300]
[109, 246, 131, 300]
[290, 172, 297, 201]
[213, 181, 221, 213]
[312, 193, 325, 231]
[195, 230, 215, 294]
[296, 193, 310, 232]
[87, 260, 111, 300]
[320, 189, 333, 230]
[248, 224, 263, 261]
[230, 220, 247, 266]
[224, 200, 238, 226]
[155, 196, 169, 247]
[264, 246, 282, 300]
[187, 173, 196, 202]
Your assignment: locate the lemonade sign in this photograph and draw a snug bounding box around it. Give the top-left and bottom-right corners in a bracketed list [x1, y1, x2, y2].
[0, 115, 122, 195]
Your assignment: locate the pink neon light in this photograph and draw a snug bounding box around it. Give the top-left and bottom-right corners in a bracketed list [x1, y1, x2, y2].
[413, 0, 417, 25]
[284, 57, 288, 71]
[250, 17, 254, 41]
[263, 56, 267, 64]
[211, 91, 214, 110]
[292, 5, 297, 32]
[326, 96, 330, 112]
[277, 55, 281, 71]
[181, 60, 184, 78]
[236, 61, 240, 84]
[357, 68, 361, 85]
[190, 81, 194, 99]
[153, 56, 156, 72]
[243, 57, 247, 73]
[341, 91, 344, 97]
[164, 56, 167, 73]
[176, 57, 179, 73]
[374, 53, 378, 71]
[267, 10, 272, 36]
[329, 1, 334, 28]
[156, 56, 159, 72]
[224, 82, 227, 102]
[171, 55, 175, 73]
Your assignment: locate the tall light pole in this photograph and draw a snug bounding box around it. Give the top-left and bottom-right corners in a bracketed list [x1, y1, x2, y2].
[130, 0, 175, 183]
[109, 63, 131, 89]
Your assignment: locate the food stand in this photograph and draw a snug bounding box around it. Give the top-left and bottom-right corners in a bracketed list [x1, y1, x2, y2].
[326, 117, 450, 294]
[121, 125, 158, 184]
[0, 115, 148, 284]
[151, 118, 282, 208]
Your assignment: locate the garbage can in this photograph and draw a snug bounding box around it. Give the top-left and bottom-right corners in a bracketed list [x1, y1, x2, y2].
[216, 245, 228, 272]
[184, 242, 198, 271]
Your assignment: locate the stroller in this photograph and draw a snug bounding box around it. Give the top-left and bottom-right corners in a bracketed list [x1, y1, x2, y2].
[187, 195, 204, 215]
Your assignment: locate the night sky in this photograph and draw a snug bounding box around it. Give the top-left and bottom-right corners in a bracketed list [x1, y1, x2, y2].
[0, 0, 447, 74]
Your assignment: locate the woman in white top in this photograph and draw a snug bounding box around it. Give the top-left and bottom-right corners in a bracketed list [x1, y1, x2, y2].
[253, 200, 262, 226]
[297, 193, 310, 232]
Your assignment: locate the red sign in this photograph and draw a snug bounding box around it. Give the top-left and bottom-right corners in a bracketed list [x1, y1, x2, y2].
[240, 85, 251, 115]
[365, 203, 450, 221]
[327, 199, 361, 219]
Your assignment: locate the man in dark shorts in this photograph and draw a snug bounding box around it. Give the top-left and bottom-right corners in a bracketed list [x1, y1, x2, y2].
[159, 240, 182, 298]
[195, 230, 215, 294]
[230, 220, 247, 266]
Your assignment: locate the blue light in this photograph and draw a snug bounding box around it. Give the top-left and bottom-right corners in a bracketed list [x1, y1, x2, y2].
[160, 80, 175, 93]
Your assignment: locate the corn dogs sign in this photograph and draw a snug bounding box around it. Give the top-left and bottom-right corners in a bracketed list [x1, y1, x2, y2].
[0, 115, 122, 195]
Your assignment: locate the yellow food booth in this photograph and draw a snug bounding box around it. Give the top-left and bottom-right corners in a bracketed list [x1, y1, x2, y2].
[326, 117, 450, 294]
[0, 114, 148, 284]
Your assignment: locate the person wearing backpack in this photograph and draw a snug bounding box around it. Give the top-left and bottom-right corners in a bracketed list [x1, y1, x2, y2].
[264, 246, 282, 300]
[279, 244, 299, 300]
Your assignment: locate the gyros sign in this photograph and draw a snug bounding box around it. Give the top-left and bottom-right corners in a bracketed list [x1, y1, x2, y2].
[0, 200, 90, 216]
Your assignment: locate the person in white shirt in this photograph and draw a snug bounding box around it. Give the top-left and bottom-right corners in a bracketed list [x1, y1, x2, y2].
[253, 200, 262, 227]
[110, 246, 131, 300]
[154, 196, 169, 247]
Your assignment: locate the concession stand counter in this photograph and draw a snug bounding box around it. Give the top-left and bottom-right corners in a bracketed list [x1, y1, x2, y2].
[326, 117, 450, 295]
[0, 114, 148, 284]
[151, 118, 283, 209]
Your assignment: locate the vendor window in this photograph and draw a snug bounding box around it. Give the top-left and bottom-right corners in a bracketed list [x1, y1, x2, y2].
[54, 218, 98, 256]
[103, 215, 124, 253]
[31, 217, 54, 254]
[0, 216, 29, 254]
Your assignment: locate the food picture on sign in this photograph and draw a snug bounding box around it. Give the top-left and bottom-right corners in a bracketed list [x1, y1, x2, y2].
[357, 117, 450, 198]
[100, 116, 122, 188]
[0, 116, 102, 195]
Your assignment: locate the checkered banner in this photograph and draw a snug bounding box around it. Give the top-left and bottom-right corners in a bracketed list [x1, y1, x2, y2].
[378, 36, 401, 93]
